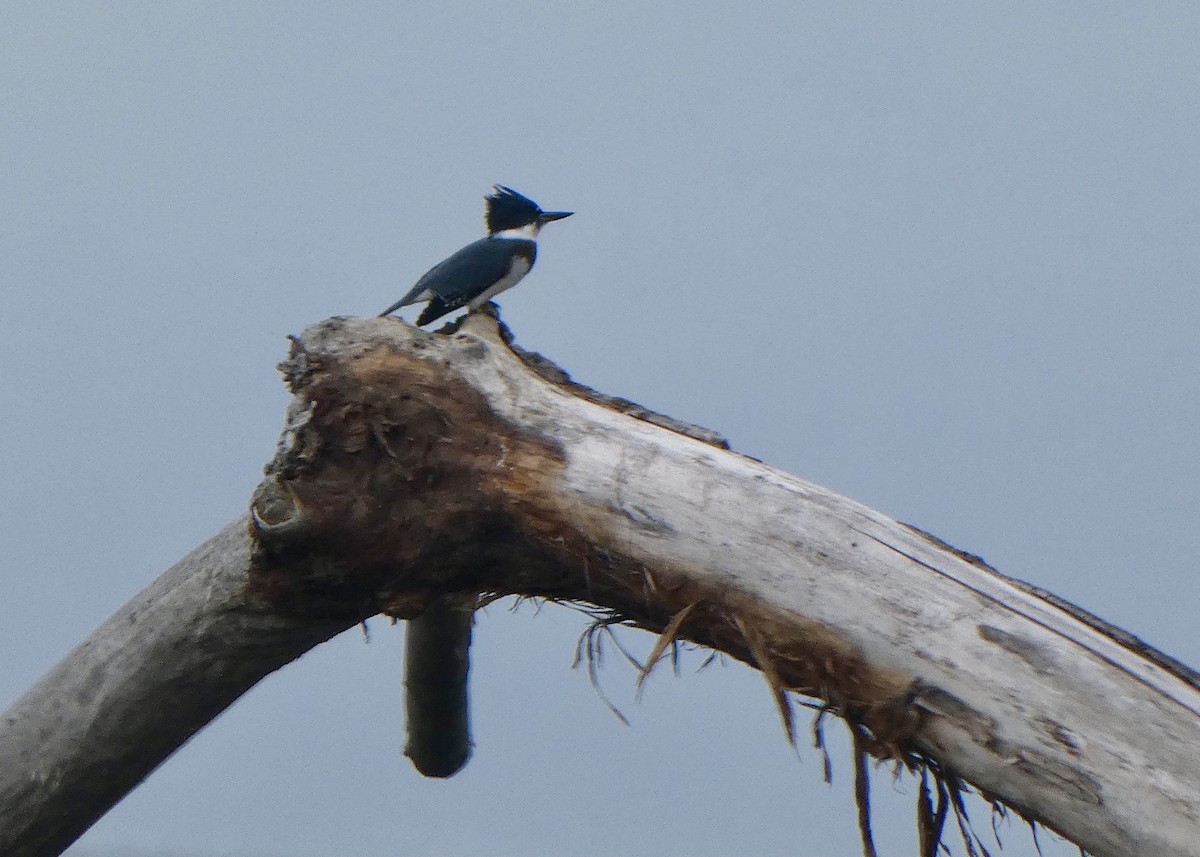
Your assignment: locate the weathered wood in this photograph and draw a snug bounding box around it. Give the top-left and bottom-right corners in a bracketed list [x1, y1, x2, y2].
[247, 312, 1199, 857]
[0, 520, 350, 857]
[3, 310, 1197, 857]
[403, 596, 474, 777]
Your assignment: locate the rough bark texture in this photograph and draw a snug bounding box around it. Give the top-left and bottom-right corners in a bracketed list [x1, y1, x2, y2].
[2, 309, 1197, 857]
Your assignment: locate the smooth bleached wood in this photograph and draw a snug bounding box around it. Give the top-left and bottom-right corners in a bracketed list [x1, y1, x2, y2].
[0, 520, 350, 857]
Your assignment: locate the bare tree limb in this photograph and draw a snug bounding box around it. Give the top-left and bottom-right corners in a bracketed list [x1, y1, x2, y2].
[0, 520, 350, 857]
[403, 596, 474, 777]
[2, 309, 1197, 857]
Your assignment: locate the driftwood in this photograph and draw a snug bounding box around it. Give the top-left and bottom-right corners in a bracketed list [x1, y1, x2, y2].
[1, 309, 1197, 857]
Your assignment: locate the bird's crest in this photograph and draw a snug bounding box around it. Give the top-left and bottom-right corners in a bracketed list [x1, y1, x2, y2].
[485, 185, 543, 234]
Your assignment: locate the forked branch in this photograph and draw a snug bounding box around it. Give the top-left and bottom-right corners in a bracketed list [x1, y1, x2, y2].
[1, 310, 1197, 857]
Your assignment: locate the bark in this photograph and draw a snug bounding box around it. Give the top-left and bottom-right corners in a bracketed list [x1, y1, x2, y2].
[2, 309, 1197, 857]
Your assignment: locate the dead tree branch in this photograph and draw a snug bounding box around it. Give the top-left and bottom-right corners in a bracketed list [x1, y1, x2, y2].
[2, 310, 1197, 857]
[0, 521, 350, 856]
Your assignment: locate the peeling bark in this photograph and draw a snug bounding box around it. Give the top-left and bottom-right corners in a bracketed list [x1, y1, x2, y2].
[1, 309, 1197, 857]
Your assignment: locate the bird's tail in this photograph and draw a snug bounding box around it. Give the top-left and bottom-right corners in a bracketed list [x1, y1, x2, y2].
[378, 297, 408, 317]
[414, 296, 454, 326]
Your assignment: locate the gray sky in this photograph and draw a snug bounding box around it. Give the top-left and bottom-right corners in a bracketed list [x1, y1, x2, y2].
[2, 5, 1197, 856]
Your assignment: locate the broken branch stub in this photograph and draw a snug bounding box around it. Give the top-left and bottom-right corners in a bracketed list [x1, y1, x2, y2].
[249, 312, 1200, 857]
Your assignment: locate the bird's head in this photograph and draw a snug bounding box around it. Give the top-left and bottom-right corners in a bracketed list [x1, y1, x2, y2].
[485, 185, 573, 238]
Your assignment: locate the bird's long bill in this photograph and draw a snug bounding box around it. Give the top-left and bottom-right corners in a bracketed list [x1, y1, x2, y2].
[539, 210, 573, 223]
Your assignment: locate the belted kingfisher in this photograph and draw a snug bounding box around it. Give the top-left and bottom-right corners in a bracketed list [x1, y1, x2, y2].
[379, 185, 573, 326]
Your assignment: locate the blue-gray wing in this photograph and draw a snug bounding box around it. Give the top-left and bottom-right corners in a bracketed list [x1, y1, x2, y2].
[379, 238, 530, 320]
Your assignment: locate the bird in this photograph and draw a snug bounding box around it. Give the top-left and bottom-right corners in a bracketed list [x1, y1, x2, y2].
[379, 185, 573, 326]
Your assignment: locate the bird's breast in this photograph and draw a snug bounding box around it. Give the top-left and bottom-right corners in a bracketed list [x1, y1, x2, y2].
[467, 252, 534, 308]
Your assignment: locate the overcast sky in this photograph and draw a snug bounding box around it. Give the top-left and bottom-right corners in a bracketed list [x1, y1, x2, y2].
[2, 5, 1197, 856]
